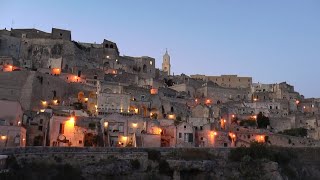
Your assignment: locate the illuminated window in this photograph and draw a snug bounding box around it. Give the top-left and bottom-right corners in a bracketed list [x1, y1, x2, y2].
[150, 61, 153, 65]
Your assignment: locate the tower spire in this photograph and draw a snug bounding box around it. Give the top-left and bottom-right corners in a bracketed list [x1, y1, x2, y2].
[162, 49, 171, 76]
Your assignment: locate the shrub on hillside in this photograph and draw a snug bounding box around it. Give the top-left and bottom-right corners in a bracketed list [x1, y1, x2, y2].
[279, 128, 308, 137]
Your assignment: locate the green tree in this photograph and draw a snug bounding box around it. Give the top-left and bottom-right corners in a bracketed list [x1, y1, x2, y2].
[279, 128, 308, 137]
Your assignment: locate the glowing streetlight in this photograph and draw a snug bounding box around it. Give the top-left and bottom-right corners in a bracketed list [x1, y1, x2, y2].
[53, 99, 58, 105]
[41, 101, 47, 106]
[229, 132, 236, 139]
[104, 122, 108, 127]
[132, 123, 138, 128]
[1, 136, 7, 140]
[211, 131, 217, 137]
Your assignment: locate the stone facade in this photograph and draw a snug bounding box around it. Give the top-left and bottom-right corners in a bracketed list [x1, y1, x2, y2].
[191, 74, 252, 88]
[48, 115, 85, 147]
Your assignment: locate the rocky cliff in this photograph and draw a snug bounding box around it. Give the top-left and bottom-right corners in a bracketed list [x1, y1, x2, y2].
[0, 146, 320, 180]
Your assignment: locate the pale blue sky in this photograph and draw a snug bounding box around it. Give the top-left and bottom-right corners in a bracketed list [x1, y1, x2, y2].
[1, 1, 320, 97]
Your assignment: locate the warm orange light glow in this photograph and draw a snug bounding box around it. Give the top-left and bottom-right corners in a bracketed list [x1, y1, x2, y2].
[211, 131, 217, 136]
[296, 100, 300, 105]
[104, 122, 108, 127]
[65, 117, 75, 131]
[253, 98, 258, 101]
[257, 135, 265, 143]
[53, 99, 58, 105]
[122, 136, 128, 141]
[18, 121, 21, 126]
[41, 101, 47, 106]
[168, 114, 176, 120]
[132, 123, 138, 128]
[23, 138, 26, 141]
[134, 108, 139, 114]
[206, 99, 211, 104]
[303, 106, 306, 109]
[1, 136, 7, 140]
[232, 115, 235, 118]
[150, 88, 158, 95]
[40, 109, 45, 112]
[229, 133, 236, 139]
[4, 65, 13, 72]
[253, 115, 257, 119]
[69, 117, 75, 124]
[195, 99, 198, 102]
[52, 68, 61, 75]
[223, 119, 227, 123]
[84, 98, 88, 102]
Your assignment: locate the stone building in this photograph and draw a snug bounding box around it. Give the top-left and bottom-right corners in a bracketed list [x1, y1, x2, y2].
[170, 83, 196, 98]
[24, 112, 51, 146]
[0, 126, 26, 148]
[0, 71, 83, 111]
[101, 114, 161, 147]
[97, 82, 131, 115]
[196, 82, 250, 104]
[0, 100, 26, 148]
[0, 100, 23, 125]
[48, 115, 85, 147]
[191, 74, 252, 89]
[176, 122, 195, 147]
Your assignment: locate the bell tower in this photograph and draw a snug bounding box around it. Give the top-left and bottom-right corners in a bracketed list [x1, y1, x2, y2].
[162, 49, 171, 76]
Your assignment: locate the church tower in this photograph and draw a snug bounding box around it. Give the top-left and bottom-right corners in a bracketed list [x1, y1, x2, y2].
[162, 49, 171, 76]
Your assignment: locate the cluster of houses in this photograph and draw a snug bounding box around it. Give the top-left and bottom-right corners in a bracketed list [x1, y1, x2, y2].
[0, 28, 320, 148]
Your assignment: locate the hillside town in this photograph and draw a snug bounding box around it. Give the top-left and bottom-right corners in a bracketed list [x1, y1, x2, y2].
[1, 27, 320, 149]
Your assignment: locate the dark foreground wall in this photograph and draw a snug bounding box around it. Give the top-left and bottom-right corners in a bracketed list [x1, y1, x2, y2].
[1, 147, 320, 180]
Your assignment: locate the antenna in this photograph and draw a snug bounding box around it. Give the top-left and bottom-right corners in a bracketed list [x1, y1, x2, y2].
[11, 20, 14, 29]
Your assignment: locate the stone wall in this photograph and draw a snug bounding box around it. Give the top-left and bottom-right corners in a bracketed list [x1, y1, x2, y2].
[0, 71, 81, 110]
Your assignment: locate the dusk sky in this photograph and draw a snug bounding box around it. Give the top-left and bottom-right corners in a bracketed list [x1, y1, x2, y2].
[1, 1, 319, 97]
